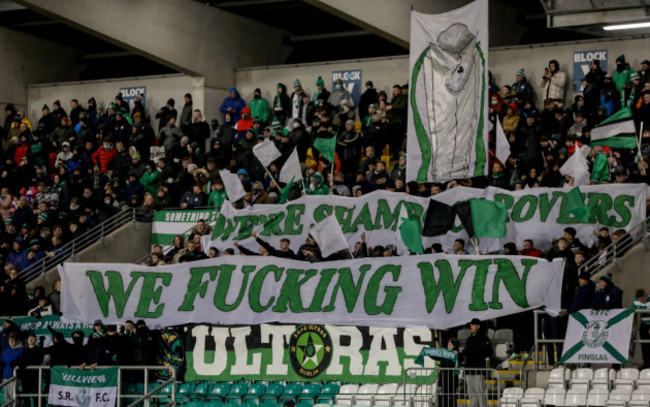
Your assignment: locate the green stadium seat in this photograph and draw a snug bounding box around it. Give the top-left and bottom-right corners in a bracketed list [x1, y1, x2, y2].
[227, 383, 249, 404]
[279, 383, 303, 404]
[178, 382, 196, 404]
[260, 400, 278, 407]
[209, 383, 231, 401]
[298, 383, 322, 405]
[261, 383, 284, 404]
[244, 383, 267, 405]
[316, 384, 340, 405]
[193, 382, 213, 401]
[204, 401, 226, 407]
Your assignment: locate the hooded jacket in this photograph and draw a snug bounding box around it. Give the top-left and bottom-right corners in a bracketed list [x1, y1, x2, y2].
[1, 339, 22, 379]
[220, 89, 247, 123]
[234, 107, 254, 133]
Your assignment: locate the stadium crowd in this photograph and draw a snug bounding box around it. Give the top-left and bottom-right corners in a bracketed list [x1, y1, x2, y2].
[0, 54, 649, 386]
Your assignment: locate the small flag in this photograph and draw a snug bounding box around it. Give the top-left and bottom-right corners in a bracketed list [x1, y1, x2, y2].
[310, 215, 349, 258]
[219, 169, 246, 202]
[253, 140, 282, 167]
[564, 187, 590, 222]
[591, 106, 638, 149]
[313, 136, 336, 162]
[559, 144, 590, 186]
[279, 177, 295, 204]
[495, 119, 511, 165]
[590, 153, 609, 184]
[398, 203, 424, 254]
[469, 199, 507, 238]
[453, 201, 474, 238]
[422, 199, 456, 236]
[280, 148, 303, 184]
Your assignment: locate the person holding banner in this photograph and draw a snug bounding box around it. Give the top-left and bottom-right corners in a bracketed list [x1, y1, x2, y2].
[439, 338, 462, 407]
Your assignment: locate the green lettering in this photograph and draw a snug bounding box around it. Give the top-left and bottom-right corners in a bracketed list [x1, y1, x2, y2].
[493, 194, 515, 223]
[538, 192, 562, 222]
[284, 204, 305, 235]
[611, 195, 634, 227]
[350, 203, 375, 232]
[364, 264, 402, 315]
[313, 204, 334, 223]
[324, 266, 369, 312]
[419, 260, 469, 313]
[468, 260, 492, 311]
[178, 267, 218, 311]
[135, 272, 172, 318]
[85, 270, 142, 318]
[511, 195, 537, 222]
[489, 259, 534, 309]
[249, 265, 283, 312]
[306, 269, 337, 312]
[213, 265, 254, 311]
[232, 215, 259, 240]
[272, 268, 318, 313]
[586, 193, 613, 225]
[373, 199, 401, 231]
[336, 206, 356, 233]
[259, 212, 286, 237]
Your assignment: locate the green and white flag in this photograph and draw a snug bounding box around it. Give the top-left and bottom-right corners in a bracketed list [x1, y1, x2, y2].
[407, 0, 488, 183]
[560, 308, 634, 364]
[151, 209, 219, 248]
[48, 366, 118, 407]
[591, 106, 638, 149]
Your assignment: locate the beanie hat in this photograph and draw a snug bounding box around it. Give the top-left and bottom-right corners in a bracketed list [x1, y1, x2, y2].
[115, 92, 123, 101]
[316, 76, 324, 86]
[254, 88, 261, 94]
[616, 55, 626, 63]
[293, 79, 301, 88]
[167, 98, 175, 107]
[516, 68, 526, 79]
[88, 97, 96, 104]
[631, 71, 640, 80]
[96, 103, 104, 110]
[132, 151, 141, 161]
[312, 172, 323, 181]
[508, 103, 517, 113]
[42, 104, 49, 111]
[579, 271, 590, 281]
[230, 87, 238, 94]
[180, 136, 190, 145]
[599, 273, 612, 284]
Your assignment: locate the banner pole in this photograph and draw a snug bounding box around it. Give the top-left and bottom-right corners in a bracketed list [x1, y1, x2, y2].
[263, 167, 281, 193]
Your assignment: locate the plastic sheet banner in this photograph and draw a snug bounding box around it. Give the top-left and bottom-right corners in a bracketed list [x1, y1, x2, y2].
[0, 315, 93, 347]
[185, 324, 437, 383]
[59, 254, 564, 329]
[49, 366, 118, 407]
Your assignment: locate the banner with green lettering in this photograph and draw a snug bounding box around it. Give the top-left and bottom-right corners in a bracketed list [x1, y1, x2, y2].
[151, 209, 219, 248]
[48, 366, 118, 407]
[0, 315, 94, 347]
[59, 254, 564, 329]
[197, 185, 646, 255]
[185, 324, 437, 383]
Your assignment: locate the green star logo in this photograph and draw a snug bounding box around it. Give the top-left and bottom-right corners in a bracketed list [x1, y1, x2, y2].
[289, 324, 332, 378]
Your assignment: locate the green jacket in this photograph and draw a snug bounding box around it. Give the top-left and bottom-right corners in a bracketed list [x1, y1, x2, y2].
[306, 183, 330, 195]
[613, 67, 633, 93]
[208, 189, 227, 208]
[248, 97, 270, 124]
[140, 169, 161, 195]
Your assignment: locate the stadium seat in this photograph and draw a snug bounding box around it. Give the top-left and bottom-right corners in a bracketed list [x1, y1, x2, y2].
[413, 385, 436, 407]
[570, 368, 594, 391]
[493, 329, 514, 360]
[547, 367, 569, 389]
[298, 383, 322, 406]
[279, 383, 303, 404]
[630, 389, 650, 407]
[373, 383, 399, 406]
[586, 388, 609, 407]
[316, 383, 340, 405]
[334, 384, 360, 406]
[543, 388, 565, 406]
[261, 384, 285, 404]
[563, 388, 587, 406]
[499, 387, 524, 407]
[638, 369, 650, 389]
[185, 402, 203, 407]
[178, 382, 196, 404]
[593, 368, 616, 389]
[244, 383, 267, 405]
[192, 382, 213, 401]
[228, 383, 250, 405]
[394, 384, 418, 406]
[520, 387, 545, 407]
[355, 384, 380, 406]
[209, 383, 232, 401]
[615, 368, 640, 391]
[607, 388, 633, 407]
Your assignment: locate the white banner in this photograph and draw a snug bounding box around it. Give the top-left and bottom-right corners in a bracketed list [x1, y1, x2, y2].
[59, 254, 564, 329]
[560, 309, 634, 364]
[48, 366, 118, 407]
[407, 0, 489, 183]
[198, 185, 646, 255]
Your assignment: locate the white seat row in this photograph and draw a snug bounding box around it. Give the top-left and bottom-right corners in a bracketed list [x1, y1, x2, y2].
[335, 383, 434, 406]
[547, 367, 650, 391]
[501, 386, 650, 407]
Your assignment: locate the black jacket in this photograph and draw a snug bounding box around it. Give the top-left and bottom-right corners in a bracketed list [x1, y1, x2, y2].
[568, 281, 596, 314]
[462, 332, 492, 369]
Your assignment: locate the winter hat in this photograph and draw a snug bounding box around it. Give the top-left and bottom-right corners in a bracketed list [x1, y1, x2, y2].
[88, 97, 96, 104]
[167, 98, 175, 107]
[599, 273, 612, 284]
[42, 104, 49, 111]
[230, 87, 238, 94]
[132, 151, 141, 161]
[316, 76, 324, 86]
[96, 103, 104, 110]
[616, 55, 626, 63]
[369, 103, 379, 110]
[254, 88, 261, 94]
[335, 78, 343, 84]
[579, 271, 590, 281]
[631, 71, 640, 80]
[180, 136, 190, 145]
[516, 68, 526, 79]
[293, 79, 301, 88]
[38, 213, 48, 221]
[508, 103, 517, 113]
[30, 238, 39, 246]
[237, 168, 249, 176]
[115, 92, 123, 101]
[365, 80, 374, 87]
[312, 172, 323, 181]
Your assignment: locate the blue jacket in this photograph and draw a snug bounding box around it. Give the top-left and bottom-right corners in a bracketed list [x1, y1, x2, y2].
[220, 94, 247, 123]
[592, 282, 623, 310]
[1, 345, 23, 379]
[568, 281, 595, 314]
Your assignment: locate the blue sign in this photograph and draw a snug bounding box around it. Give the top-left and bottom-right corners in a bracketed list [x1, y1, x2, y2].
[332, 70, 362, 106]
[573, 50, 607, 92]
[119, 86, 147, 110]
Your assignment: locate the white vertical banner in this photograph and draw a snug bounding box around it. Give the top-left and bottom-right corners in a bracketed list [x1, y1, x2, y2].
[406, 0, 489, 183]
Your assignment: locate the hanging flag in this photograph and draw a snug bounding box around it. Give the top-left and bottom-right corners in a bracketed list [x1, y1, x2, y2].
[590, 153, 610, 184]
[253, 140, 282, 168]
[49, 366, 119, 407]
[422, 199, 456, 236]
[310, 215, 349, 257]
[469, 199, 507, 238]
[560, 308, 634, 364]
[591, 106, 637, 149]
[397, 203, 424, 254]
[560, 144, 590, 186]
[406, 0, 489, 183]
[495, 119, 511, 165]
[280, 148, 303, 184]
[219, 169, 246, 202]
[565, 187, 590, 222]
[453, 201, 475, 238]
[279, 177, 295, 204]
[313, 136, 336, 162]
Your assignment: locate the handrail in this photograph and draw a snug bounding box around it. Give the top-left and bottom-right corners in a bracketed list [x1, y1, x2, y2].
[20, 207, 153, 283]
[579, 214, 650, 277]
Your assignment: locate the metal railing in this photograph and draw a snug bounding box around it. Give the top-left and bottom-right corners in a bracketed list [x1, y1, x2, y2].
[404, 367, 500, 407]
[579, 214, 650, 277]
[16, 365, 176, 407]
[20, 207, 153, 283]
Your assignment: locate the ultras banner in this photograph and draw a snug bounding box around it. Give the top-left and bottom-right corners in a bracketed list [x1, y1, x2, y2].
[185, 324, 437, 383]
[59, 254, 564, 329]
[197, 185, 647, 254]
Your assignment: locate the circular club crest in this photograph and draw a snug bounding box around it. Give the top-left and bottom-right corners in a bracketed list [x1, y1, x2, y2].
[582, 320, 609, 348]
[289, 324, 333, 378]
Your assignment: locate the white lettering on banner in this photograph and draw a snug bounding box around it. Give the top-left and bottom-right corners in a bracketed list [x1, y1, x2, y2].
[61, 374, 106, 384]
[192, 326, 228, 375]
[260, 324, 293, 375]
[574, 51, 607, 62]
[60, 254, 565, 329]
[231, 326, 262, 374]
[332, 71, 361, 81]
[364, 327, 401, 375]
[119, 87, 146, 97]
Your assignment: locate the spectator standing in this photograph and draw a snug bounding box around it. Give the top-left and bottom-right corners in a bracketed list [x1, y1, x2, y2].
[248, 88, 270, 125]
[613, 55, 634, 95]
[462, 318, 491, 407]
[155, 98, 177, 132]
[358, 80, 378, 121]
[634, 288, 650, 369]
[593, 273, 623, 310]
[1, 334, 22, 403]
[180, 93, 193, 134]
[540, 60, 567, 105]
[220, 88, 246, 123]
